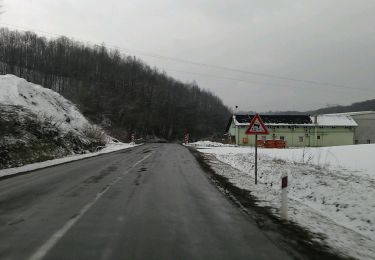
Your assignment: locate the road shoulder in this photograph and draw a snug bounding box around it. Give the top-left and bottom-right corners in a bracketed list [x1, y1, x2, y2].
[188, 146, 350, 260]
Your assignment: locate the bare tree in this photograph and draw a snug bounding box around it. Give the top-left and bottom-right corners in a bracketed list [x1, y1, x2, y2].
[0, 28, 232, 141]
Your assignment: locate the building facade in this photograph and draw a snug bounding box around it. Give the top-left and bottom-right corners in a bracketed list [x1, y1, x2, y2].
[328, 111, 375, 144]
[226, 114, 357, 147]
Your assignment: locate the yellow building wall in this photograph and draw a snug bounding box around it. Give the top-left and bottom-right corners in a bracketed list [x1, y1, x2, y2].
[231, 124, 354, 147]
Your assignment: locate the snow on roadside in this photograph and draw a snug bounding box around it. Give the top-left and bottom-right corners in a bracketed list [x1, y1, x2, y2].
[191, 141, 375, 260]
[0, 142, 139, 179]
[188, 141, 235, 147]
[259, 145, 375, 179]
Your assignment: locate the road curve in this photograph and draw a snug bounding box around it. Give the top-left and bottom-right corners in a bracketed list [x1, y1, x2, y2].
[0, 143, 292, 259]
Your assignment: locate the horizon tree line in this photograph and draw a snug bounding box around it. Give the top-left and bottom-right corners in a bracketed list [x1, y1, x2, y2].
[0, 27, 231, 141]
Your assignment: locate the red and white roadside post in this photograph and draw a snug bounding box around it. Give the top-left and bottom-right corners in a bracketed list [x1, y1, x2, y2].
[184, 133, 189, 144]
[245, 113, 269, 185]
[281, 172, 288, 220]
[131, 133, 135, 144]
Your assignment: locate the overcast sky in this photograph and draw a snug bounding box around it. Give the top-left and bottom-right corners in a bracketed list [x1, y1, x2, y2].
[1, 0, 375, 112]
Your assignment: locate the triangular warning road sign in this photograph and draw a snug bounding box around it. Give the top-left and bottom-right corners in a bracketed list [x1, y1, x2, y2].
[245, 113, 269, 135]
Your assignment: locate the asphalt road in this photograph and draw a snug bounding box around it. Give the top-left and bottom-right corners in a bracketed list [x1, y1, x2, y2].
[0, 144, 292, 260]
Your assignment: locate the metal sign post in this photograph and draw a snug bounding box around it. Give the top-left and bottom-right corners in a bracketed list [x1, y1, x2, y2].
[245, 113, 269, 185]
[255, 134, 258, 184]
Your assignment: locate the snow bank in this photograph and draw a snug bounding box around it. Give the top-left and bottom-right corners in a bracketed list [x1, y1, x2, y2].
[188, 141, 235, 147]
[258, 144, 375, 179]
[197, 144, 375, 179]
[0, 74, 122, 169]
[0, 142, 138, 178]
[195, 142, 375, 259]
[0, 74, 89, 134]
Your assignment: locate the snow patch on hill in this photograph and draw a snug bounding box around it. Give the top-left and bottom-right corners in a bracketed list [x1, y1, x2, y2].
[0, 74, 88, 135]
[0, 74, 132, 169]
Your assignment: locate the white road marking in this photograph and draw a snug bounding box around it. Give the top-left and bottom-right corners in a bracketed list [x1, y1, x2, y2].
[29, 152, 153, 260]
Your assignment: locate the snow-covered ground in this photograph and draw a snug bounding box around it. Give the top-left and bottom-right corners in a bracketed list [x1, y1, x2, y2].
[205, 144, 375, 179]
[190, 141, 375, 260]
[0, 142, 138, 179]
[188, 141, 235, 147]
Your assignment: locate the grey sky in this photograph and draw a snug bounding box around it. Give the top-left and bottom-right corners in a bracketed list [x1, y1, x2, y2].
[1, 0, 375, 112]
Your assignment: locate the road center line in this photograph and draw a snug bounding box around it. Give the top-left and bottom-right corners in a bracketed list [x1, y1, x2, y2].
[29, 152, 154, 260]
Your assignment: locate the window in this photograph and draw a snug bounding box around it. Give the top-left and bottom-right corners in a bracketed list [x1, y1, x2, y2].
[317, 136, 321, 140]
[299, 136, 304, 142]
[280, 136, 285, 141]
[243, 137, 249, 144]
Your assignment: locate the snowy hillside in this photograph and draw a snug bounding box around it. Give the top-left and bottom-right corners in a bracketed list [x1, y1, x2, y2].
[0, 75, 109, 169]
[0, 74, 89, 135]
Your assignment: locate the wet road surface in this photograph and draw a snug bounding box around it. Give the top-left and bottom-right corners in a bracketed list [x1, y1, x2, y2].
[0, 143, 292, 259]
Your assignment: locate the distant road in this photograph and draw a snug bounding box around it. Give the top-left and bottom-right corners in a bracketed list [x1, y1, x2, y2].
[0, 144, 291, 259]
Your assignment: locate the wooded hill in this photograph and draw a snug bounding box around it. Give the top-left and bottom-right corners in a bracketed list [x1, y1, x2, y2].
[0, 28, 231, 141]
[310, 99, 375, 114]
[265, 99, 375, 115]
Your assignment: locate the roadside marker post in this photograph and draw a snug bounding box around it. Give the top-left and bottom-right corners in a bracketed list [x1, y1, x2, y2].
[184, 133, 189, 144]
[281, 172, 288, 220]
[245, 113, 269, 185]
[131, 133, 135, 144]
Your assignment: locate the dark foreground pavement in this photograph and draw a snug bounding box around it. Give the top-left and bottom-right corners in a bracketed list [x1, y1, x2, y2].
[0, 144, 292, 260]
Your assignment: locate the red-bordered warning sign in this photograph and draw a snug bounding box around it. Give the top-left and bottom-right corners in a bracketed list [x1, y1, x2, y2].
[245, 113, 269, 135]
